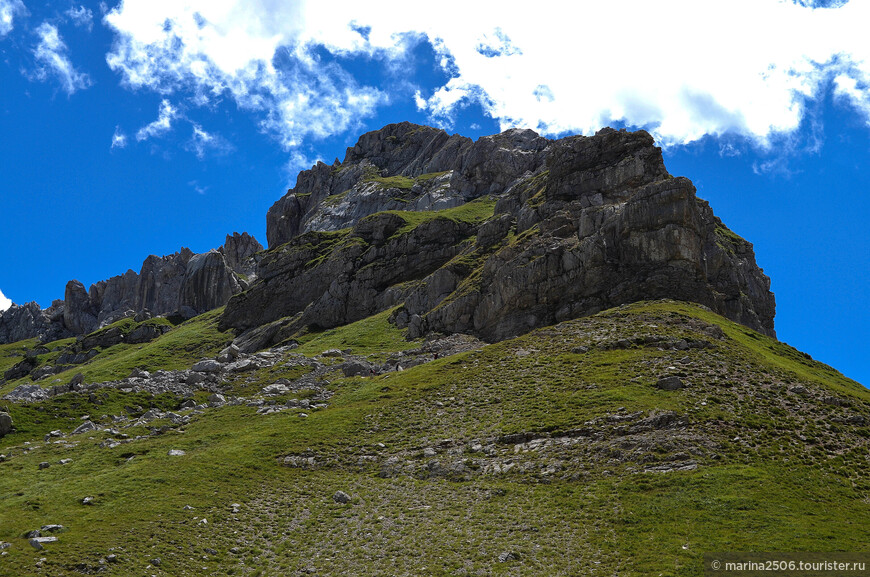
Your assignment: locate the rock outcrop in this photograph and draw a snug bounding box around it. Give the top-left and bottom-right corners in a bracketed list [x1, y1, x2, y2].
[179, 250, 243, 316]
[226, 123, 775, 349]
[265, 122, 548, 247]
[0, 301, 69, 344]
[0, 233, 262, 344]
[220, 232, 263, 278]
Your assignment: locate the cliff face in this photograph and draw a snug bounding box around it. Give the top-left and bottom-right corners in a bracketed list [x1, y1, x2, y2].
[0, 233, 262, 343]
[223, 123, 775, 349]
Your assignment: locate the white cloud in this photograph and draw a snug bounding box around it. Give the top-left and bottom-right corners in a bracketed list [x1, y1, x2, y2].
[66, 5, 94, 31]
[136, 99, 178, 141]
[187, 123, 233, 158]
[0, 0, 25, 37]
[0, 288, 11, 312]
[104, 0, 870, 149]
[111, 126, 128, 148]
[31, 22, 92, 95]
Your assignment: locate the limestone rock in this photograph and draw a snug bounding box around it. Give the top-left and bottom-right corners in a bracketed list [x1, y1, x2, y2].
[221, 232, 263, 276]
[179, 250, 242, 316]
[1, 234, 260, 344]
[0, 301, 70, 344]
[224, 125, 775, 350]
[64, 280, 99, 335]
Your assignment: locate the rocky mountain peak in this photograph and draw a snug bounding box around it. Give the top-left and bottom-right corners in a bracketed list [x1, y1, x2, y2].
[227, 124, 775, 351]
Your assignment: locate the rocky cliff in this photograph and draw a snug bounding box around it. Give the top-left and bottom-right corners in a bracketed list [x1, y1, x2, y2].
[221, 123, 775, 350]
[0, 232, 262, 344]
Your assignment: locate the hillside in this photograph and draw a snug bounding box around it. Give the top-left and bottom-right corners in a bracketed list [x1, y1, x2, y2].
[0, 123, 866, 576]
[0, 300, 867, 576]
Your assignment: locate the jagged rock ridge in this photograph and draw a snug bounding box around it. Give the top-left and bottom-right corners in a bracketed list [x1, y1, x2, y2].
[0, 232, 262, 344]
[221, 123, 775, 350]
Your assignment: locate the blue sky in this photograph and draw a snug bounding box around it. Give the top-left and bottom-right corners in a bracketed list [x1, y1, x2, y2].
[0, 0, 868, 386]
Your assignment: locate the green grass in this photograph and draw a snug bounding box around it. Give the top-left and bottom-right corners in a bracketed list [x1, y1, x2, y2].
[0, 301, 867, 576]
[294, 307, 422, 358]
[362, 168, 451, 191]
[378, 196, 497, 239]
[0, 309, 233, 394]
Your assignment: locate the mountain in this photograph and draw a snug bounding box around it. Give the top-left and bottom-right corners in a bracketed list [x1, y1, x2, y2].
[0, 124, 866, 577]
[0, 232, 262, 345]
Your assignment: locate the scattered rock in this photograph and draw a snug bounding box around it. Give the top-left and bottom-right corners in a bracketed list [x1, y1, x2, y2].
[789, 384, 809, 396]
[59, 458, 72, 465]
[498, 551, 520, 562]
[38, 462, 51, 470]
[341, 359, 373, 377]
[332, 490, 352, 504]
[82, 497, 94, 505]
[262, 383, 290, 395]
[192, 359, 222, 373]
[168, 449, 186, 456]
[130, 368, 151, 379]
[321, 349, 343, 357]
[655, 376, 684, 391]
[71, 421, 98, 435]
[208, 393, 226, 406]
[40, 525, 66, 533]
[150, 558, 162, 566]
[106, 554, 118, 563]
[0, 412, 12, 437]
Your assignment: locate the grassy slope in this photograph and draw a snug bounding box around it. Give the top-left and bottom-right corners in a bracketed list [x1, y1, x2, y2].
[0, 309, 233, 396]
[0, 301, 867, 576]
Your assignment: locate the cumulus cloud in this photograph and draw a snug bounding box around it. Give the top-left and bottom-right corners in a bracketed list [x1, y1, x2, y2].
[104, 0, 870, 149]
[31, 23, 92, 95]
[136, 99, 178, 141]
[0, 0, 25, 37]
[66, 5, 94, 31]
[0, 288, 11, 312]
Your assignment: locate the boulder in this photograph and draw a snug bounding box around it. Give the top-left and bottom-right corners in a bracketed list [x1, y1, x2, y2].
[71, 421, 98, 435]
[332, 490, 352, 504]
[655, 376, 685, 391]
[192, 359, 222, 373]
[0, 412, 12, 437]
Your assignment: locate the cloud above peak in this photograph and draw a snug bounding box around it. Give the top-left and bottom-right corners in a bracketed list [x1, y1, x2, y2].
[104, 0, 870, 149]
[0, 0, 26, 37]
[31, 22, 92, 95]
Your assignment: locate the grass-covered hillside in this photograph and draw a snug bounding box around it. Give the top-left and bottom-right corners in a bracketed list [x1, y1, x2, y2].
[0, 300, 867, 576]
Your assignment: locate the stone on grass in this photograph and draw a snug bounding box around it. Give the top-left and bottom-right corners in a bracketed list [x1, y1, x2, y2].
[82, 497, 94, 505]
[0, 412, 13, 436]
[498, 551, 520, 562]
[192, 359, 221, 373]
[655, 376, 684, 391]
[71, 421, 98, 435]
[208, 393, 226, 405]
[332, 490, 352, 504]
[38, 462, 50, 470]
[168, 449, 186, 456]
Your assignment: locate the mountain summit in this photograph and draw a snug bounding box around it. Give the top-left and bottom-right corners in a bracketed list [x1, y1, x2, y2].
[223, 122, 774, 350]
